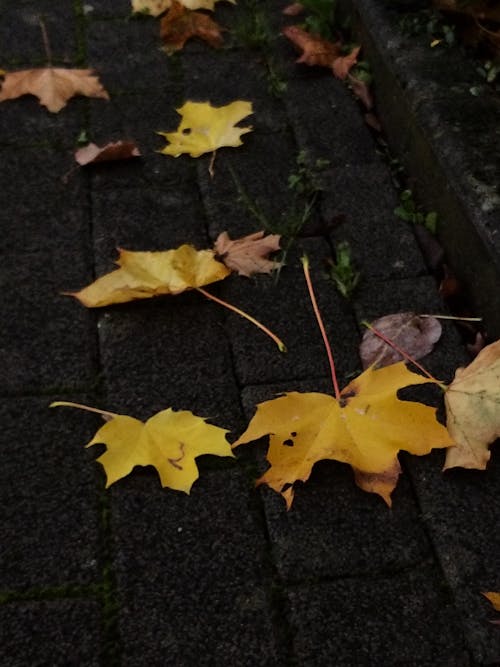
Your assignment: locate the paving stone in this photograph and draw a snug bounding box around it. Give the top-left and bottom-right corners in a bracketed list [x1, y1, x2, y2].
[196, 130, 298, 241]
[86, 17, 180, 92]
[239, 380, 437, 584]
[88, 90, 194, 190]
[221, 238, 360, 386]
[0, 96, 86, 148]
[0, 2, 80, 64]
[0, 599, 101, 667]
[286, 563, 470, 666]
[0, 398, 101, 590]
[87, 0, 132, 18]
[91, 185, 209, 275]
[406, 451, 500, 665]
[111, 469, 281, 666]
[182, 51, 288, 133]
[284, 74, 377, 166]
[96, 295, 245, 432]
[0, 148, 90, 254]
[325, 162, 427, 280]
[247, 464, 431, 583]
[0, 250, 98, 393]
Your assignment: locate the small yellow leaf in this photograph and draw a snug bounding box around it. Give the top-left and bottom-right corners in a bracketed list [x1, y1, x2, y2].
[132, 0, 171, 14]
[234, 363, 452, 508]
[158, 100, 253, 158]
[132, 0, 235, 14]
[52, 402, 233, 491]
[444, 340, 500, 470]
[68, 245, 231, 307]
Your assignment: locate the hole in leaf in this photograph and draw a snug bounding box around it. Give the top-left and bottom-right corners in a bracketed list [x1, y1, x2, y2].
[182, 128, 192, 135]
[283, 438, 294, 447]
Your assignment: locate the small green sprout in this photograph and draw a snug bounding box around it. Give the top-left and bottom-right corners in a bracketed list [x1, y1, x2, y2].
[327, 241, 360, 299]
[394, 190, 438, 234]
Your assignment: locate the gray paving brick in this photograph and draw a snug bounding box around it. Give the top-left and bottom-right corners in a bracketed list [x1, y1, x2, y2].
[221, 238, 360, 386]
[284, 74, 377, 166]
[0, 3, 80, 64]
[326, 162, 427, 280]
[238, 380, 437, 584]
[96, 296, 244, 432]
[86, 17, 179, 92]
[0, 250, 98, 393]
[182, 51, 288, 133]
[197, 130, 298, 241]
[286, 563, 470, 666]
[88, 90, 194, 190]
[406, 451, 500, 665]
[111, 470, 281, 666]
[0, 398, 101, 590]
[91, 185, 209, 275]
[0, 148, 89, 254]
[0, 599, 101, 667]
[249, 463, 430, 583]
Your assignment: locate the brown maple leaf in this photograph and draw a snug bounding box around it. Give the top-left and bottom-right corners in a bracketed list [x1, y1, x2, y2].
[282, 25, 360, 80]
[75, 141, 141, 166]
[0, 67, 109, 112]
[160, 0, 224, 54]
[213, 231, 281, 277]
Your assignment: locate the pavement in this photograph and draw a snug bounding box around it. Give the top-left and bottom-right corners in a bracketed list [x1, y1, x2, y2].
[1, 1, 500, 665]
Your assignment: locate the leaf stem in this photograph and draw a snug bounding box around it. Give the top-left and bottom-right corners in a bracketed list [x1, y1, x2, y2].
[39, 17, 53, 66]
[50, 401, 118, 420]
[361, 321, 448, 390]
[208, 150, 216, 179]
[195, 287, 286, 352]
[301, 255, 341, 400]
[421, 313, 482, 322]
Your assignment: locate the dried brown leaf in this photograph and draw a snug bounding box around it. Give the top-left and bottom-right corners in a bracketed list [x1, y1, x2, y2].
[360, 312, 442, 369]
[75, 141, 141, 166]
[0, 67, 109, 113]
[160, 0, 224, 54]
[214, 231, 281, 277]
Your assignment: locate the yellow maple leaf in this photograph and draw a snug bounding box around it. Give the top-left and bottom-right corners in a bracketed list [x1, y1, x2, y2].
[234, 363, 452, 508]
[444, 340, 500, 470]
[483, 592, 500, 612]
[132, 0, 235, 15]
[0, 67, 109, 113]
[68, 244, 231, 307]
[51, 402, 233, 490]
[157, 100, 253, 158]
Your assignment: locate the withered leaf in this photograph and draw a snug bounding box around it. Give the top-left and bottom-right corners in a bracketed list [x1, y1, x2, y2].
[444, 339, 500, 470]
[0, 67, 109, 113]
[282, 25, 360, 79]
[360, 313, 442, 370]
[160, 1, 224, 54]
[213, 231, 281, 277]
[75, 141, 141, 166]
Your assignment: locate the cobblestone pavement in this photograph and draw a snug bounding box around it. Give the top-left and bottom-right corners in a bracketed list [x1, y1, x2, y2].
[1, 1, 500, 665]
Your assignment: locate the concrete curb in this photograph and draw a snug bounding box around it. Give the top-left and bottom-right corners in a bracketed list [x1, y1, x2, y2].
[338, 0, 500, 338]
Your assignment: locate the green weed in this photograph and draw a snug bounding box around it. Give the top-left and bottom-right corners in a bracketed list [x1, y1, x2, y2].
[326, 241, 360, 299]
[394, 189, 438, 234]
